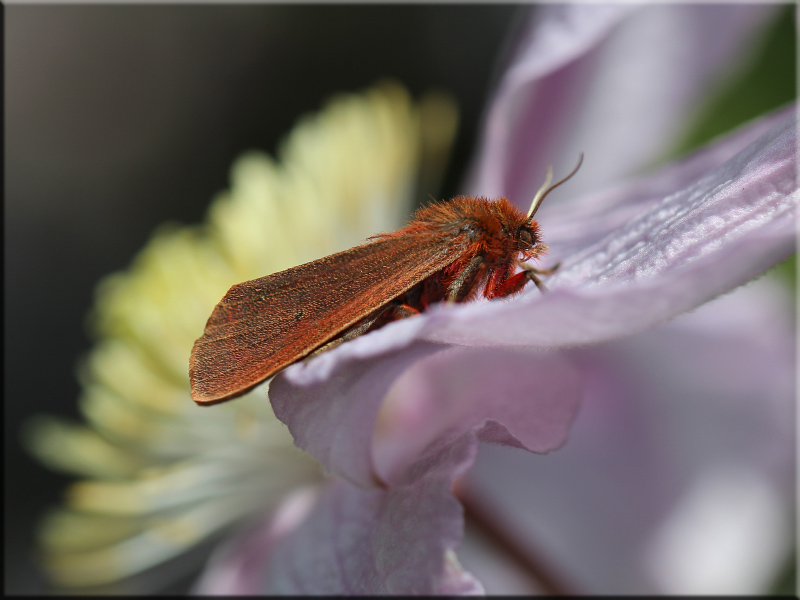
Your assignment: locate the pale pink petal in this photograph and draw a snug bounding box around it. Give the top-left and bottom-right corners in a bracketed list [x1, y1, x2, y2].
[468, 4, 780, 204]
[461, 276, 795, 593]
[264, 348, 581, 594]
[273, 345, 582, 487]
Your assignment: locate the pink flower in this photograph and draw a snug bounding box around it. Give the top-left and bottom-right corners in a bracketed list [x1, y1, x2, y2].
[198, 5, 795, 594]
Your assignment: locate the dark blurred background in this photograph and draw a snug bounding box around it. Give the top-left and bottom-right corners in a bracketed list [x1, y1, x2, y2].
[5, 4, 523, 593]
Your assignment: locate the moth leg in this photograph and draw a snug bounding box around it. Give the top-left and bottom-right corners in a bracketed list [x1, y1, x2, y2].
[447, 255, 485, 303]
[489, 260, 555, 297]
[515, 259, 557, 293]
[528, 261, 560, 276]
[487, 270, 536, 297]
[523, 269, 547, 293]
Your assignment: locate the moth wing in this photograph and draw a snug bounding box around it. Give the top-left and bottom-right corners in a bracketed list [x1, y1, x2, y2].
[190, 231, 468, 404]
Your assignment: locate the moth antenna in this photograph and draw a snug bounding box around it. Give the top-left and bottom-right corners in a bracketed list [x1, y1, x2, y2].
[527, 153, 584, 219]
[527, 165, 553, 218]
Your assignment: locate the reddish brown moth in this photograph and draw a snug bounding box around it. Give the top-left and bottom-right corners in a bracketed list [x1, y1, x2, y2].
[190, 155, 583, 405]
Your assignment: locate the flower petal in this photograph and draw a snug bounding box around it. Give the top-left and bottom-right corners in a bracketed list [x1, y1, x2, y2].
[461, 275, 795, 593]
[272, 342, 582, 488]
[468, 4, 780, 203]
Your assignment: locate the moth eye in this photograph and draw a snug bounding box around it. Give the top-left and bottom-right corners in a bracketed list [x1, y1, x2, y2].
[518, 228, 534, 247]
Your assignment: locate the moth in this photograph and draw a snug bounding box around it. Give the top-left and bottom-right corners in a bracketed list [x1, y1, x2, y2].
[190, 156, 582, 405]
